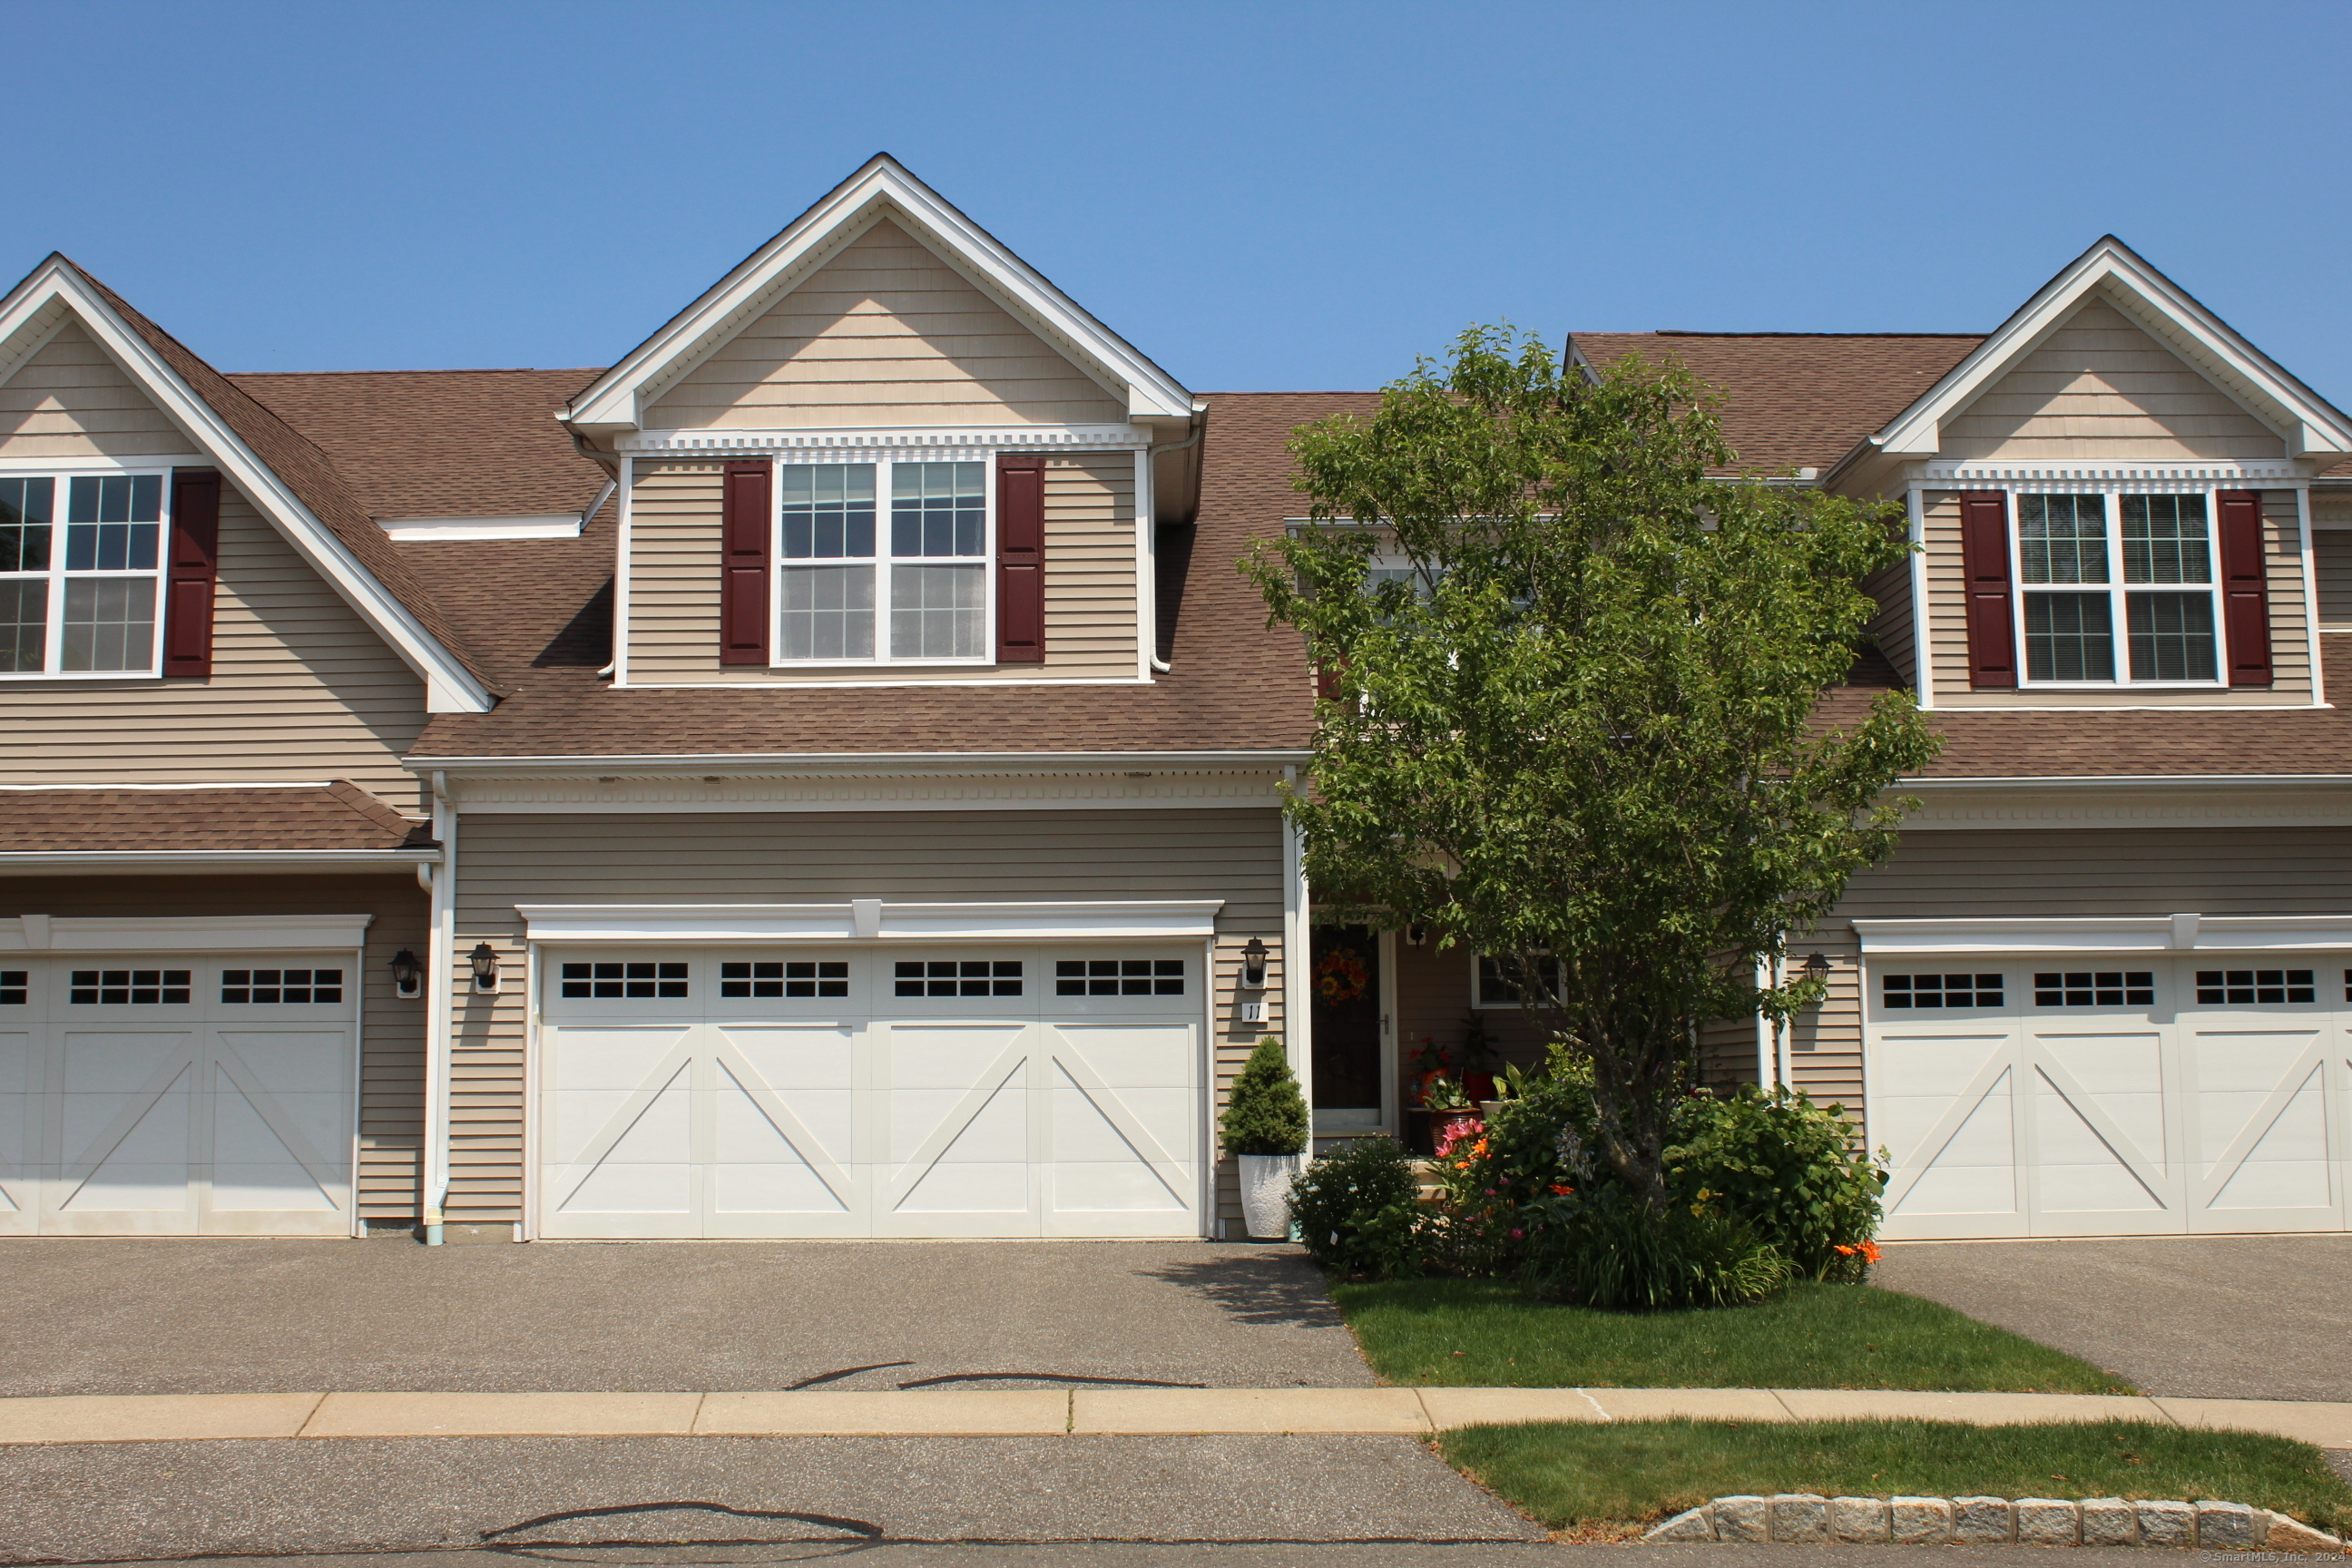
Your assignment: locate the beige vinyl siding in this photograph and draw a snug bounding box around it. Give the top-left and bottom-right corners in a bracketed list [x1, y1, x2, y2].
[1813, 824, 2352, 1142]
[0, 872, 428, 1221]
[0, 485, 427, 804]
[1925, 489, 2314, 708]
[2317, 528, 2352, 629]
[645, 220, 1124, 429]
[0, 318, 200, 459]
[1862, 555, 1917, 687]
[446, 808, 1287, 1229]
[1941, 296, 2283, 462]
[624, 454, 1136, 683]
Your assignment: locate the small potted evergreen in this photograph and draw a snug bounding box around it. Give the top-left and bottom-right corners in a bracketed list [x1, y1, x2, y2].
[1221, 1036, 1310, 1240]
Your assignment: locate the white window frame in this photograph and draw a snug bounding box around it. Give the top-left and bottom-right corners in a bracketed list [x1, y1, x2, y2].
[1471, 951, 1564, 1010]
[768, 455, 997, 668]
[2011, 486, 2226, 690]
[0, 460, 174, 681]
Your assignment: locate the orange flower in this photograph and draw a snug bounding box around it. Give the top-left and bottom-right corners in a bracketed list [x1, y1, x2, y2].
[1548, 1183, 1574, 1197]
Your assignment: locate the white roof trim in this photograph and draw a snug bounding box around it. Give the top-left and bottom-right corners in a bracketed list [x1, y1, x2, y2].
[0, 849, 437, 875]
[1852, 915, 2352, 956]
[1, 912, 374, 951]
[0, 260, 492, 712]
[563, 155, 1191, 430]
[1841, 237, 2352, 476]
[407, 750, 1311, 778]
[516, 899, 1225, 944]
[379, 514, 583, 542]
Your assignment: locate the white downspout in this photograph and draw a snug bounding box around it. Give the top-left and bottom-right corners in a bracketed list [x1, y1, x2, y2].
[422, 769, 456, 1245]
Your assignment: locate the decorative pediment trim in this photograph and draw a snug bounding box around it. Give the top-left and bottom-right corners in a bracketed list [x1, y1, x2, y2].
[1831, 237, 2352, 485]
[618, 423, 1152, 458]
[564, 155, 1191, 431]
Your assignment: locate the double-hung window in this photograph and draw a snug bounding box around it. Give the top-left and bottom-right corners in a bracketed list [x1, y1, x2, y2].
[777, 459, 989, 664]
[0, 472, 169, 677]
[2017, 492, 2218, 685]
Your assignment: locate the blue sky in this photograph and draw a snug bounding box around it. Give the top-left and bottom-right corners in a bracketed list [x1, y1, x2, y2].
[11, 1, 2350, 402]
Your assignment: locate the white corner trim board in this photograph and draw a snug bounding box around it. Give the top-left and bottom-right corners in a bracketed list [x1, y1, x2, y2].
[514, 900, 1227, 944]
[1851, 914, 2352, 956]
[2, 913, 376, 952]
[378, 515, 584, 542]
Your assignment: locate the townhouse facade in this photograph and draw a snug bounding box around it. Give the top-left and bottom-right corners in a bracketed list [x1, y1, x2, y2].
[1, 156, 2347, 1244]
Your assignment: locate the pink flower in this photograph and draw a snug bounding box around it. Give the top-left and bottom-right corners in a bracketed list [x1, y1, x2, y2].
[1509, 1229, 1524, 1240]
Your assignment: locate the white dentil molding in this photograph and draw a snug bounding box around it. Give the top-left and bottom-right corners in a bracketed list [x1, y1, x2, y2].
[516, 900, 1227, 944]
[617, 424, 1151, 457]
[1910, 460, 2304, 489]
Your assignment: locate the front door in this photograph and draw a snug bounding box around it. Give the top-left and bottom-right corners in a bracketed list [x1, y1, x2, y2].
[1310, 925, 1386, 1132]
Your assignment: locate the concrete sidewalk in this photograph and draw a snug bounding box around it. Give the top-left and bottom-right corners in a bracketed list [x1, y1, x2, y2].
[5, 1385, 2349, 1447]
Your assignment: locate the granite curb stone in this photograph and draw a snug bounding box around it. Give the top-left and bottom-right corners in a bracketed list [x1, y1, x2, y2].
[1644, 1493, 2347, 1549]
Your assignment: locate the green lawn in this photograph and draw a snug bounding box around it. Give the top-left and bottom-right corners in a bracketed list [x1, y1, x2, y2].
[1334, 1278, 2133, 1393]
[1438, 1418, 2352, 1530]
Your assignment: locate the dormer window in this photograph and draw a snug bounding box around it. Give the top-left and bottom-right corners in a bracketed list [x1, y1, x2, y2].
[0, 472, 170, 678]
[776, 459, 989, 664]
[2017, 492, 2219, 685]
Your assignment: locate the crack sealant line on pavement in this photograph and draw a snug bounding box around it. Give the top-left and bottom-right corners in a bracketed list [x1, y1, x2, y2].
[1, 1388, 2349, 1446]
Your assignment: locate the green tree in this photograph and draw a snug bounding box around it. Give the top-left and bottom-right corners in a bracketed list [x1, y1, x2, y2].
[1220, 1036, 1310, 1155]
[1243, 326, 1939, 1211]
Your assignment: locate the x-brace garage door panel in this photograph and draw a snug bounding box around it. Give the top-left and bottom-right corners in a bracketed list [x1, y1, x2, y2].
[537, 946, 1205, 1240]
[1870, 956, 2349, 1240]
[0, 955, 357, 1237]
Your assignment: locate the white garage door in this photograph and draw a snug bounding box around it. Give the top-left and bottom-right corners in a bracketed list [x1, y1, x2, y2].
[1869, 956, 2351, 1240]
[538, 946, 1204, 1239]
[0, 955, 358, 1236]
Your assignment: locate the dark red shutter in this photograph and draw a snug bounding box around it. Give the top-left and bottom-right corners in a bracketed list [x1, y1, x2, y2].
[162, 469, 220, 678]
[995, 453, 1045, 663]
[719, 462, 770, 666]
[2217, 489, 2272, 687]
[1959, 490, 2016, 689]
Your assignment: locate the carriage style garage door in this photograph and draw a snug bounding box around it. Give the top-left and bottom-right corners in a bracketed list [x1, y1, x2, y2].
[0, 953, 358, 1236]
[537, 944, 1205, 1239]
[1868, 952, 2352, 1240]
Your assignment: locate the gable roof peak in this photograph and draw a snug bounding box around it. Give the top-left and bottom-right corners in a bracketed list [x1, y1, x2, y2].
[0, 251, 495, 710]
[1825, 233, 2352, 486]
[562, 155, 1191, 432]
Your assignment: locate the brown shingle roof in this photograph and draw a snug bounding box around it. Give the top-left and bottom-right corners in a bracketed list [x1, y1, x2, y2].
[228, 368, 611, 521]
[403, 393, 1336, 759]
[0, 782, 430, 853]
[1569, 332, 1983, 475]
[62, 259, 497, 693]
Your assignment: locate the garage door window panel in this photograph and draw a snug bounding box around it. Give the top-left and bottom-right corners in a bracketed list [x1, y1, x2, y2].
[0, 970, 25, 1005]
[1881, 973, 2004, 1008]
[721, 960, 848, 999]
[560, 962, 689, 1000]
[1056, 958, 1184, 997]
[2196, 968, 2314, 1005]
[70, 969, 191, 1005]
[220, 968, 342, 1005]
[896, 960, 1023, 998]
[2034, 971, 2155, 1007]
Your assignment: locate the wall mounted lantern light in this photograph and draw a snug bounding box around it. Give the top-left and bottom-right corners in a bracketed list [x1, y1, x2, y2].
[1240, 936, 1269, 991]
[1799, 951, 1832, 984]
[467, 942, 501, 995]
[388, 948, 424, 999]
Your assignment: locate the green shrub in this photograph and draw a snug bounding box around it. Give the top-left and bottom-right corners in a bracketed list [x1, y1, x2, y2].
[1220, 1037, 1308, 1156]
[1289, 1133, 1428, 1277]
[1667, 1085, 1886, 1279]
[1522, 1185, 1791, 1310]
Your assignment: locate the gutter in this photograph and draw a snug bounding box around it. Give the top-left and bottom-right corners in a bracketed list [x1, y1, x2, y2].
[0, 848, 441, 875]
[1899, 773, 2352, 789]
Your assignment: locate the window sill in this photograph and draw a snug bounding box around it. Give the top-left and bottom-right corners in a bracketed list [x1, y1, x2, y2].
[0, 670, 166, 682]
[768, 661, 999, 671]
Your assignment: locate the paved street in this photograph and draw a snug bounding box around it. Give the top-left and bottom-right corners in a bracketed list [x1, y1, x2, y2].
[0, 1239, 1368, 1396]
[56, 1549, 2193, 1568]
[0, 1436, 1543, 1563]
[1874, 1233, 2352, 1402]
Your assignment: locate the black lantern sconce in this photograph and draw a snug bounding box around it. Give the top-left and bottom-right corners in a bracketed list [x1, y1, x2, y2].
[1799, 952, 1833, 985]
[1240, 936, 1269, 991]
[388, 948, 424, 1000]
[467, 942, 502, 995]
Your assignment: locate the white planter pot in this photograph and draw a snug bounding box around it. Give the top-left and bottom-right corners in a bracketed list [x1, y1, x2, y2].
[1237, 1152, 1306, 1240]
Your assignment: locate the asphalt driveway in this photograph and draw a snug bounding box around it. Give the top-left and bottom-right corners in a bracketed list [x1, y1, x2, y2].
[0, 1239, 1371, 1397]
[1875, 1233, 2352, 1403]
